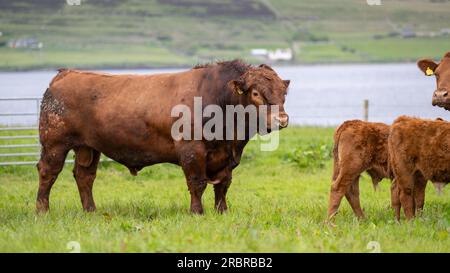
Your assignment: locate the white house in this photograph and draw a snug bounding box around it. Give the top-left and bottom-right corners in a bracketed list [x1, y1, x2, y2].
[250, 48, 293, 61]
[250, 48, 269, 57]
[267, 48, 293, 61]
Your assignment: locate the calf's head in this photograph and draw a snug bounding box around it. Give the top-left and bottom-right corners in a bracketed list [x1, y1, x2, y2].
[418, 51, 450, 110]
[228, 64, 290, 130]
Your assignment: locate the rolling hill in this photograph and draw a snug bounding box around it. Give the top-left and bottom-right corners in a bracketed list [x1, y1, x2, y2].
[0, 0, 449, 70]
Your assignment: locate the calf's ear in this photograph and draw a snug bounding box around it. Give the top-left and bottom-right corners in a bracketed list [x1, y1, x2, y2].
[227, 78, 247, 95]
[417, 59, 438, 76]
[283, 80, 290, 88]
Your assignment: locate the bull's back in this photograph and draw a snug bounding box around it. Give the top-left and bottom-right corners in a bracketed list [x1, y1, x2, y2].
[47, 69, 202, 131]
[41, 69, 203, 165]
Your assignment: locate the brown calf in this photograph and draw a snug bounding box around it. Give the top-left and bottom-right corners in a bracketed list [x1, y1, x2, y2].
[389, 116, 450, 220]
[328, 120, 392, 219]
[328, 120, 434, 220]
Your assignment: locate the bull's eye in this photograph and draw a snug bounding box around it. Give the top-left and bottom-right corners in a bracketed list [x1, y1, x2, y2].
[252, 91, 259, 97]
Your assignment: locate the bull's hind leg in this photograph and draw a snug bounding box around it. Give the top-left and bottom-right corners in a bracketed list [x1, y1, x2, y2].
[72, 147, 101, 212]
[178, 143, 208, 214]
[345, 177, 365, 219]
[36, 145, 69, 212]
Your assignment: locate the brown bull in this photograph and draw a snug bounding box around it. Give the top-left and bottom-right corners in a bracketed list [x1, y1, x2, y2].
[417, 51, 450, 110]
[36, 60, 290, 214]
[389, 116, 450, 220]
[328, 120, 434, 220]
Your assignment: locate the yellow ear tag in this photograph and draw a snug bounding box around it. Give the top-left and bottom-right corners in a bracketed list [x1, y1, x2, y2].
[426, 67, 434, 76]
[237, 88, 243, 95]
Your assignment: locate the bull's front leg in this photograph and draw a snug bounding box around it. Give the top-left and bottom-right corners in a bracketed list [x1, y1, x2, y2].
[212, 169, 232, 213]
[178, 142, 208, 214]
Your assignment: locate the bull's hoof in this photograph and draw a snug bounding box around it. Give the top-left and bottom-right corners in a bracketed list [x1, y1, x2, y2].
[355, 214, 366, 220]
[215, 204, 228, 214]
[36, 201, 49, 214]
[190, 205, 204, 215]
[83, 206, 96, 212]
[324, 219, 337, 228]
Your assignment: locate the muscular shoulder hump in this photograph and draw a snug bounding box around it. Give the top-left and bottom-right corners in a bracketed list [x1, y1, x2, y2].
[49, 68, 72, 87]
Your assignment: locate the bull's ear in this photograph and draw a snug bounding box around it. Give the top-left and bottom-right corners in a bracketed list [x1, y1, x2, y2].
[227, 79, 246, 95]
[417, 59, 438, 76]
[283, 80, 290, 88]
[259, 64, 274, 71]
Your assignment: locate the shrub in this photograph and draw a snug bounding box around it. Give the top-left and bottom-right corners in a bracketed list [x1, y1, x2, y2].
[284, 142, 332, 170]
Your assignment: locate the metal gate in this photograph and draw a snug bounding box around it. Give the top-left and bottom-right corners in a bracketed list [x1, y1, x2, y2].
[0, 97, 105, 166]
[0, 97, 42, 166]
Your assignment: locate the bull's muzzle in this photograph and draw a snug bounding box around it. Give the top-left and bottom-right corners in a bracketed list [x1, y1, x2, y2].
[274, 113, 289, 129]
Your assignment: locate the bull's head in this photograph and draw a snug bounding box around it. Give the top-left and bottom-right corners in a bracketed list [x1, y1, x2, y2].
[228, 64, 290, 131]
[417, 51, 450, 111]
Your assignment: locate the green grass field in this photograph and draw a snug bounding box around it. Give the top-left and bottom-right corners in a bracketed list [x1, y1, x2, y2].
[0, 0, 450, 70]
[0, 127, 449, 253]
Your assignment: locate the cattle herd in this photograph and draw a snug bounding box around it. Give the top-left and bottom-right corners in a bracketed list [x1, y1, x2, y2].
[36, 52, 450, 222]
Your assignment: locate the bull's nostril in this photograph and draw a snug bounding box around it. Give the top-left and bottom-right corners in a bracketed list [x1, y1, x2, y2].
[444, 92, 448, 97]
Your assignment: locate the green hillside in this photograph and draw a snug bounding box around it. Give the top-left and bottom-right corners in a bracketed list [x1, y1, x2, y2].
[0, 0, 449, 70]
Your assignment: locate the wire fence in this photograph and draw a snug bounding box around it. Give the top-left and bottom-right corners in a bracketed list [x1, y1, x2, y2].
[0, 97, 113, 166]
[0, 98, 41, 166]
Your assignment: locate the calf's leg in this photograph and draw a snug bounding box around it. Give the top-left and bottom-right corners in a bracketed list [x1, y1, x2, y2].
[390, 180, 401, 221]
[414, 175, 427, 214]
[344, 177, 365, 219]
[72, 147, 101, 212]
[397, 175, 416, 220]
[328, 167, 361, 219]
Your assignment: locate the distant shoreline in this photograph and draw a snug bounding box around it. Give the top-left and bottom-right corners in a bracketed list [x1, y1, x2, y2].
[0, 60, 421, 72]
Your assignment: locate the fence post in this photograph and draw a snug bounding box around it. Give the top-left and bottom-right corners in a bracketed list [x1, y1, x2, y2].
[363, 99, 369, 121]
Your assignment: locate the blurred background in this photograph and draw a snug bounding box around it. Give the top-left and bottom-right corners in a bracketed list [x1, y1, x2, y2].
[1, 0, 449, 68]
[0, 0, 449, 127]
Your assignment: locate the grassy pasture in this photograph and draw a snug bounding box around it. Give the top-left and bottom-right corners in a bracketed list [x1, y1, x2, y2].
[0, 127, 449, 252]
